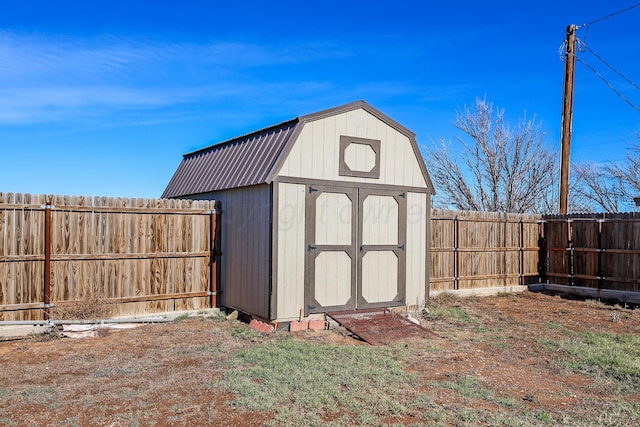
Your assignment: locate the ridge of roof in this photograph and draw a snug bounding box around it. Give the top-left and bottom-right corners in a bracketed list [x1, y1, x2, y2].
[162, 100, 435, 198]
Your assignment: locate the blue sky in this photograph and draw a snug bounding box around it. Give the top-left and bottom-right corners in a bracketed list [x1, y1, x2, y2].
[1, 0, 639, 198]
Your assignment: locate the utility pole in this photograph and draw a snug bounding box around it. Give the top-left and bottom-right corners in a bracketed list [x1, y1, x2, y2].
[559, 24, 577, 214]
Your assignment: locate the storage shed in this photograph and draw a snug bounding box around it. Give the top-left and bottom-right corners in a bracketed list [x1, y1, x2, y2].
[162, 101, 435, 322]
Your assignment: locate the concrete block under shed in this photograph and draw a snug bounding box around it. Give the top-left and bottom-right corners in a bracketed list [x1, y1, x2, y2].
[249, 319, 274, 334]
[308, 319, 326, 330]
[289, 320, 309, 331]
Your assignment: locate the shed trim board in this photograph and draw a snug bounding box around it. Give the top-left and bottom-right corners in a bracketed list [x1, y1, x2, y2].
[276, 175, 432, 194]
[163, 101, 433, 322]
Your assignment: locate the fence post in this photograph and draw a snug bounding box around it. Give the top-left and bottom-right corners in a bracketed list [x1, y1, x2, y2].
[519, 218, 524, 286]
[597, 218, 604, 290]
[43, 203, 52, 320]
[453, 216, 459, 291]
[567, 219, 574, 286]
[538, 219, 547, 283]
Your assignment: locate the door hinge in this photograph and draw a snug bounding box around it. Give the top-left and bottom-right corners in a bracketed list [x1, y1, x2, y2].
[309, 186, 318, 193]
[397, 244, 405, 251]
[308, 244, 317, 251]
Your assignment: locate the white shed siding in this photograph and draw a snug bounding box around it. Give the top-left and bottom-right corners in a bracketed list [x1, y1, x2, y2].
[213, 185, 271, 319]
[277, 108, 427, 188]
[406, 192, 428, 307]
[275, 182, 306, 320]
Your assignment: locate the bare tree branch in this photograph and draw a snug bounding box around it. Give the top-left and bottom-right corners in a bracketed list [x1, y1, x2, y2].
[570, 162, 621, 213]
[425, 97, 557, 213]
[571, 139, 640, 212]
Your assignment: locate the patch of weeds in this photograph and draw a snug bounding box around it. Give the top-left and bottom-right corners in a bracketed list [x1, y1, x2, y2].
[229, 325, 260, 339]
[426, 306, 476, 325]
[19, 387, 57, 407]
[209, 338, 413, 426]
[456, 407, 478, 423]
[60, 416, 79, 426]
[543, 321, 565, 330]
[599, 400, 640, 424]
[51, 281, 114, 320]
[112, 412, 141, 427]
[471, 332, 509, 349]
[0, 389, 6, 399]
[495, 291, 511, 297]
[472, 325, 495, 333]
[408, 394, 448, 425]
[496, 396, 519, 409]
[93, 366, 140, 378]
[429, 292, 460, 306]
[492, 411, 539, 427]
[167, 415, 181, 423]
[0, 417, 17, 426]
[536, 338, 560, 352]
[584, 298, 605, 308]
[536, 410, 551, 423]
[173, 313, 190, 322]
[89, 415, 105, 425]
[556, 332, 640, 393]
[117, 388, 142, 399]
[435, 375, 493, 400]
[487, 335, 510, 349]
[197, 344, 211, 352]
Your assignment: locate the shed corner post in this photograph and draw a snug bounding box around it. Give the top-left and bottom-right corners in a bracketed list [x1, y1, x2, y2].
[209, 201, 222, 309]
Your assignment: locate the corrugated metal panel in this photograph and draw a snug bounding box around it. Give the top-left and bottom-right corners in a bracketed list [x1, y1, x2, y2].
[162, 119, 299, 198]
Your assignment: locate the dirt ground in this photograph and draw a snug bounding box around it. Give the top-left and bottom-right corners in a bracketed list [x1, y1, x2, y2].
[1, 290, 639, 426]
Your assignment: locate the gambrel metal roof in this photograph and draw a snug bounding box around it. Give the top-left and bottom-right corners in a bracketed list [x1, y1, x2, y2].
[162, 100, 434, 198]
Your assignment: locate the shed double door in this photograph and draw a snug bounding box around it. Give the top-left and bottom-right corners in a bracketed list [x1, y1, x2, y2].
[305, 184, 406, 314]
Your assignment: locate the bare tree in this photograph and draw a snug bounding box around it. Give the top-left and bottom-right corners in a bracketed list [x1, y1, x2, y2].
[570, 161, 622, 213]
[425, 97, 557, 213]
[570, 142, 640, 212]
[606, 142, 640, 210]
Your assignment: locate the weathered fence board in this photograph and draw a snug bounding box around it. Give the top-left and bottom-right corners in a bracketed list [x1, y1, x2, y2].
[0, 193, 219, 321]
[430, 210, 541, 292]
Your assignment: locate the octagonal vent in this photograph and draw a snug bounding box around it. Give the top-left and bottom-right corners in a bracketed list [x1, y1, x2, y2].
[339, 135, 381, 179]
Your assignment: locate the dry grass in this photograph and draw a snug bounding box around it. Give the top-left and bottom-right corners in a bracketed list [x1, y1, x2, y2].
[50, 283, 115, 320]
[0, 291, 639, 426]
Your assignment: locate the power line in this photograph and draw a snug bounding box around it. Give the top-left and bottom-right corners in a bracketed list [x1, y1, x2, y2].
[578, 3, 640, 28]
[581, 43, 640, 92]
[575, 56, 640, 113]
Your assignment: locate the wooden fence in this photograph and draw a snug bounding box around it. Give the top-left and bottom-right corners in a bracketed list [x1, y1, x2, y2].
[430, 210, 542, 292]
[5, 192, 639, 322]
[541, 213, 640, 293]
[0, 193, 220, 321]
